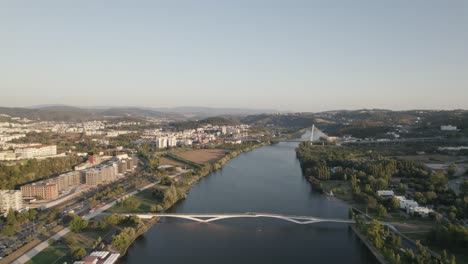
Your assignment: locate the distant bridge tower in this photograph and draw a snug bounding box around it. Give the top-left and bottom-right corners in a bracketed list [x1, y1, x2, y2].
[310, 124, 315, 144]
[308, 124, 328, 144]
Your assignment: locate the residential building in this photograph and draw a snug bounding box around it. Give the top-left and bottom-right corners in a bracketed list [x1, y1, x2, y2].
[154, 137, 168, 148]
[167, 137, 177, 147]
[0, 151, 17, 161]
[0, 190, 23, 213]
[14, 145, 57, 159]
[56, 171, 83, 192]
[20, 182, 58, 200]
[118, 160, 127, 174]
[85, 169, 102, 186]
[408, 206, 434, 217]
[440, 125, 458, 131]
[395, 196, 419, 211]
[377, 190, 394, 198]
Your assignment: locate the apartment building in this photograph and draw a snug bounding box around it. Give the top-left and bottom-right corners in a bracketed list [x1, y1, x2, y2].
[14, 145, 57, 159]
[85, 169, 102, 186]
[154, 137, 168, 148]
[20, 182, 58, 200]
[56, 171, 84, 192]
[0, 190, 23, 213]
[85, 164, 117, 186]
[118, 160, 127, 174]
[167, 137, 177, 147]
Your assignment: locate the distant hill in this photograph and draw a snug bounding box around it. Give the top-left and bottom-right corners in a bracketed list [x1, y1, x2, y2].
[0, 106, 184, 122]
[239, 109, 468, 136]
[241, 113, 316, 129]
[149, 106, 279, 117]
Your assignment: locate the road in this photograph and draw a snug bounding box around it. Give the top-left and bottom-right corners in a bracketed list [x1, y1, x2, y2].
[12, 180, 159, 264]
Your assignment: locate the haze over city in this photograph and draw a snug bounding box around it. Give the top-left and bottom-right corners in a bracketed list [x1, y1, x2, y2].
[1, 0, 467, 112]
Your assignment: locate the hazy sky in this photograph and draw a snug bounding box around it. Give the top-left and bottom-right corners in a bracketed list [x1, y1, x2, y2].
[1, 1, 467, 112]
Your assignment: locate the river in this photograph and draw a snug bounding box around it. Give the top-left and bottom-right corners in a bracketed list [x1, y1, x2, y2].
[121, 138, 377, 263]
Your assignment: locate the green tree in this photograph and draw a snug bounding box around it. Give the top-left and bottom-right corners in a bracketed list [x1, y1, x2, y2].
[415, 192, 426, 205]
[6, 208, 16, 225]
[70, 216, 88, 233]
[367, 196, 378, 210]
[447, 163, 457, 178]
[389, 197, 400, 212]
[72, 247, 87, 260]
[377, 205, 387, 217]
[65, 236, 77, 246]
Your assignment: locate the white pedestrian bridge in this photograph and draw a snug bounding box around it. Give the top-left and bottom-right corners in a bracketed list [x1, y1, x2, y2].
[116, 212, 355, 225]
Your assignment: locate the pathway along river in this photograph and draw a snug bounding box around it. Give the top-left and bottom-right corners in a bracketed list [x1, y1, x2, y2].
[122, 138, 377, 263]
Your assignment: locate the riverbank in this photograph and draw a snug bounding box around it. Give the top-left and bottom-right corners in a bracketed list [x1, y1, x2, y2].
[350, 225, 387, 264]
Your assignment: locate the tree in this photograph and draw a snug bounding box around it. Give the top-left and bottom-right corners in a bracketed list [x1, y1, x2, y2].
[150, 204, 163, 213]
[70, 216, 88, 233]
[6, 208, 16, 225]
[447, 163, 457, 178]
[367, 196, 378, 210]
[389, 197, 400, 212]
[4, 248, 12, 255]
[377, 205, 387, 217]
[415, 192, 426, 205]
[72, 247, 87, 260]
[65, 236, 77, 246]
[397, 183, 406, 195]
[160, 176, 172, 186]
[424, 191, 437, 203]
[104, 214, 123, 226]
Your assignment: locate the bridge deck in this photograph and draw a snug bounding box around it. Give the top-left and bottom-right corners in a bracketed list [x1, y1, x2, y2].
[116, 212, 354, 224]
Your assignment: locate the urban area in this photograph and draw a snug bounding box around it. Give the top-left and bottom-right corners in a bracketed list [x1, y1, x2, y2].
[0, 108, 467, 264]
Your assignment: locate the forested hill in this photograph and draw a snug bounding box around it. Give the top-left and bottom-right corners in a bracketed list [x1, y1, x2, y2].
[0, 106, 184, 122]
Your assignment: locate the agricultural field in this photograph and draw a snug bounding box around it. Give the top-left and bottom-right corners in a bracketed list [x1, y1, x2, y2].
[174, 149, 226, 164]
[159, 156, 185, 167]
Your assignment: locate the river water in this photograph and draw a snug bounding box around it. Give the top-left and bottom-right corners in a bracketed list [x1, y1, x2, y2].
[122, 139, 377, 263]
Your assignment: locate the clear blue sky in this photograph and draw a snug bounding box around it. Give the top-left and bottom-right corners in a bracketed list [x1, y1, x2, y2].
[1, 0, 467, 112]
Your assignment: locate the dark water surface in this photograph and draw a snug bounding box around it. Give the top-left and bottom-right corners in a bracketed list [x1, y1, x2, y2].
[122, 140, 376, 263]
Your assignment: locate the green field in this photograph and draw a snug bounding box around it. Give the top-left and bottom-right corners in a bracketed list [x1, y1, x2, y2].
[26, 246, 70, 264]
[107, 187, 163, 214]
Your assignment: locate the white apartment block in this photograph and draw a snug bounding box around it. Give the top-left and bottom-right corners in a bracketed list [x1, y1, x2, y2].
[0, 134, 26, 142]
[440, 125, 458, 131]
[395, 196, 419, 211]
[155, 137, 168, 148]
[0, 190, 23, 213]
[14, 145, 57, 159]
[167, 137, 177, 147]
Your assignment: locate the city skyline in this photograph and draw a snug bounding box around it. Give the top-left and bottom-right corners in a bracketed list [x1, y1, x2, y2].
[1, 1, 468, 111]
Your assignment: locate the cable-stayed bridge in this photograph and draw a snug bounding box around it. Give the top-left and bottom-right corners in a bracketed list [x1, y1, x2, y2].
[241, 124, 328, 143]
[282, 124, 329, 142]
